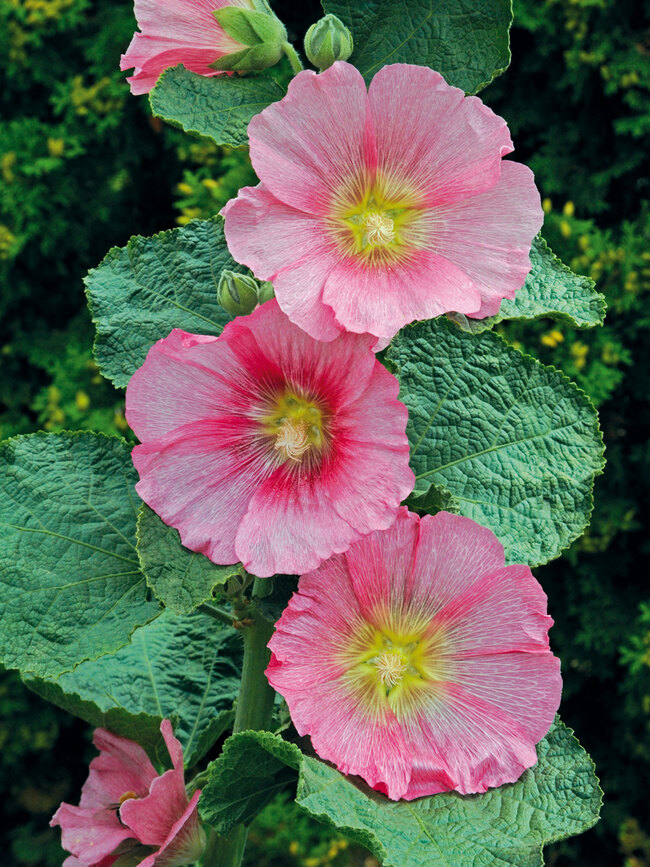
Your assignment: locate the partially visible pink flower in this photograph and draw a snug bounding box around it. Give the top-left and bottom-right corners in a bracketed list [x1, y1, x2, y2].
[51, 720, 206, 867]
[223, 61, 544, 347]
[120, 0, 255, 95]
[125, 299, 414, 578]
[267, 508, 562, 801]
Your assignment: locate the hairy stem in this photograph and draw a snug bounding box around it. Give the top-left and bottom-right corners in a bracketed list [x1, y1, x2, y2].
[283, 41, 304, 74]
[201, 576, 276, 867]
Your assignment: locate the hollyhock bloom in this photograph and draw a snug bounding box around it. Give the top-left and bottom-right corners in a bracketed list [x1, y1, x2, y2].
[120, 0, 257, 95]
[125, 299, 413, 578]
[267, 508, 562, 801]
[223, 61, 544, 347]
[51, 720, 206, 867]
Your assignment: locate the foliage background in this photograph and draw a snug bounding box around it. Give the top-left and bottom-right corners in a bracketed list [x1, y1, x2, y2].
[0, 0, 649, 864]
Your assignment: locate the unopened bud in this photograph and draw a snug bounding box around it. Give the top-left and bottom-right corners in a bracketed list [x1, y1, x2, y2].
[212, 5, 286, 72]
[218, 270, 274, 316]
[304, 14, 353, 71]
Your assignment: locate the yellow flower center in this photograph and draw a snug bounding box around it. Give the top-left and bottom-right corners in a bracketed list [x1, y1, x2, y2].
[373, 649, 409, 688]
[118, 791, 138, 805]
[329, 181, 425, 265]
[339, 621, 449, 716]
[274, 418, 311, 462]
[262, 392, 325, 465]
[362, 211, 395, 246]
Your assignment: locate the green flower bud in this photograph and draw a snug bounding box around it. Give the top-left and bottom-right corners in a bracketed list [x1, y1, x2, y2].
[218, 270, 274, 316]
[212, 5, 287, 72]
[304, 14, 354, 71]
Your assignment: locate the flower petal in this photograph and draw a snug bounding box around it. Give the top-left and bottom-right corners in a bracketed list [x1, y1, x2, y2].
[343, 507, 419, 625]
[247, 62, 375, 215]
[126, 330, 245, 442]
[409, 511, 506, 616]
[133, 419, 261, 565]
[431, 161, 544, 317]
[368, 64, 513, 207]
[398, 671, 558, 798]
[222, 186, 343, 342]
[134, 791, 206, 867]
[50, 804, 134, 863]
[79, 728, 158, 809]
[235, 467, 362, 577]
[120, 0, 252, 94]
[321, 249, 481, 340]
[432, 564, 555, 657]
[119, 770, 186, 848]
[221, 300, 377, 410]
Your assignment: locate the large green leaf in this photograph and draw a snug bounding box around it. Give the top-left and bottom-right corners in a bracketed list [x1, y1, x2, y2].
[149, 66, 285, 147]
[137, 504, 244, 616]
[199, 730, 300, 834]
[321, 0, 512, 92]
[26, 609, 241, 768]
[0, 432, 160, 679]
[388, 319, 604, 567]
[453, 236, 606, 333]
[85, 216, 243, 389]
[201, 720, 601, 865]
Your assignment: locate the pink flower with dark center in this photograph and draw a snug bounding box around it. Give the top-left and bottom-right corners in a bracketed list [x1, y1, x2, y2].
[267, 508, 562, 801]
[120, 0, 256, 95]
[223, 61, 544, 347]
[125, 299, 414, 578]
[51, 720, 206, 867]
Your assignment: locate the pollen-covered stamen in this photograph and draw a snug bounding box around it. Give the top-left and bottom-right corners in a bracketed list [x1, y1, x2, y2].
[118, 791, 138, 805]
[363, 211, 395, 246]
[373, 650, 408, 689]
[274, 418, 311, 462]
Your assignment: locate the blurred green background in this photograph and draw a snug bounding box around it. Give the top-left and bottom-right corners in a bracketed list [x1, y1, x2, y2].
[1, 0, 649, 864]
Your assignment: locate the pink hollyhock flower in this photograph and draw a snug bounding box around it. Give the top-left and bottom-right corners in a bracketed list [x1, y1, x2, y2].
[125, 299, 413, 578]
[120, 0, 257, 95]
[51, 720, 206, 867]
[223, 61, 544, 347]
[267, 508, 562, 801]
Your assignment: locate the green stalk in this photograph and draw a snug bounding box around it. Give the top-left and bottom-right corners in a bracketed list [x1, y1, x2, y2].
[283, 41, 304, 74]
[201, 576, 276, 867]
[198, 602, 235, 627]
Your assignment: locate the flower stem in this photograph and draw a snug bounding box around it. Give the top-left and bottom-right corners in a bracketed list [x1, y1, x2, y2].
[199, 602, 235, 627]
[233, 576, 276, 733]
[201, 576, 276, 867]
[283, 41, 304, 74]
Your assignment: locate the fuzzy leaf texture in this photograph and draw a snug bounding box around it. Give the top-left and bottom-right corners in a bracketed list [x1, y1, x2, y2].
[149, 67, 285, 147]
[199, 730, 300, 834]
[137, 504, 244, 615]
[85, 216, 244, 388]
[200, 720, 601, 865]
[0, 433, 159, 678]
[388, 319, 605, 567]
[321, 0, 512, 92]
[25, 609, 241, 768]
[452, 236, 606, 333]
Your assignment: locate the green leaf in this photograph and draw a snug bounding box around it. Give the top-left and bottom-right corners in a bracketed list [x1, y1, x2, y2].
[453, 236, 606, 334]
[26, 609, 241, 768]
[406, 482, 460, 517]
[0, 432, 160, 679]
[297, 719, 601, 866]
[387, 319, 605, 567]
[321, 0, 513, 92]
[149, 66, 286, 147]
[199, 730, 300, 834]
[136, 504, 244, 616]
[85, 216, 243, 389]
[201, 720, 601, 864]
